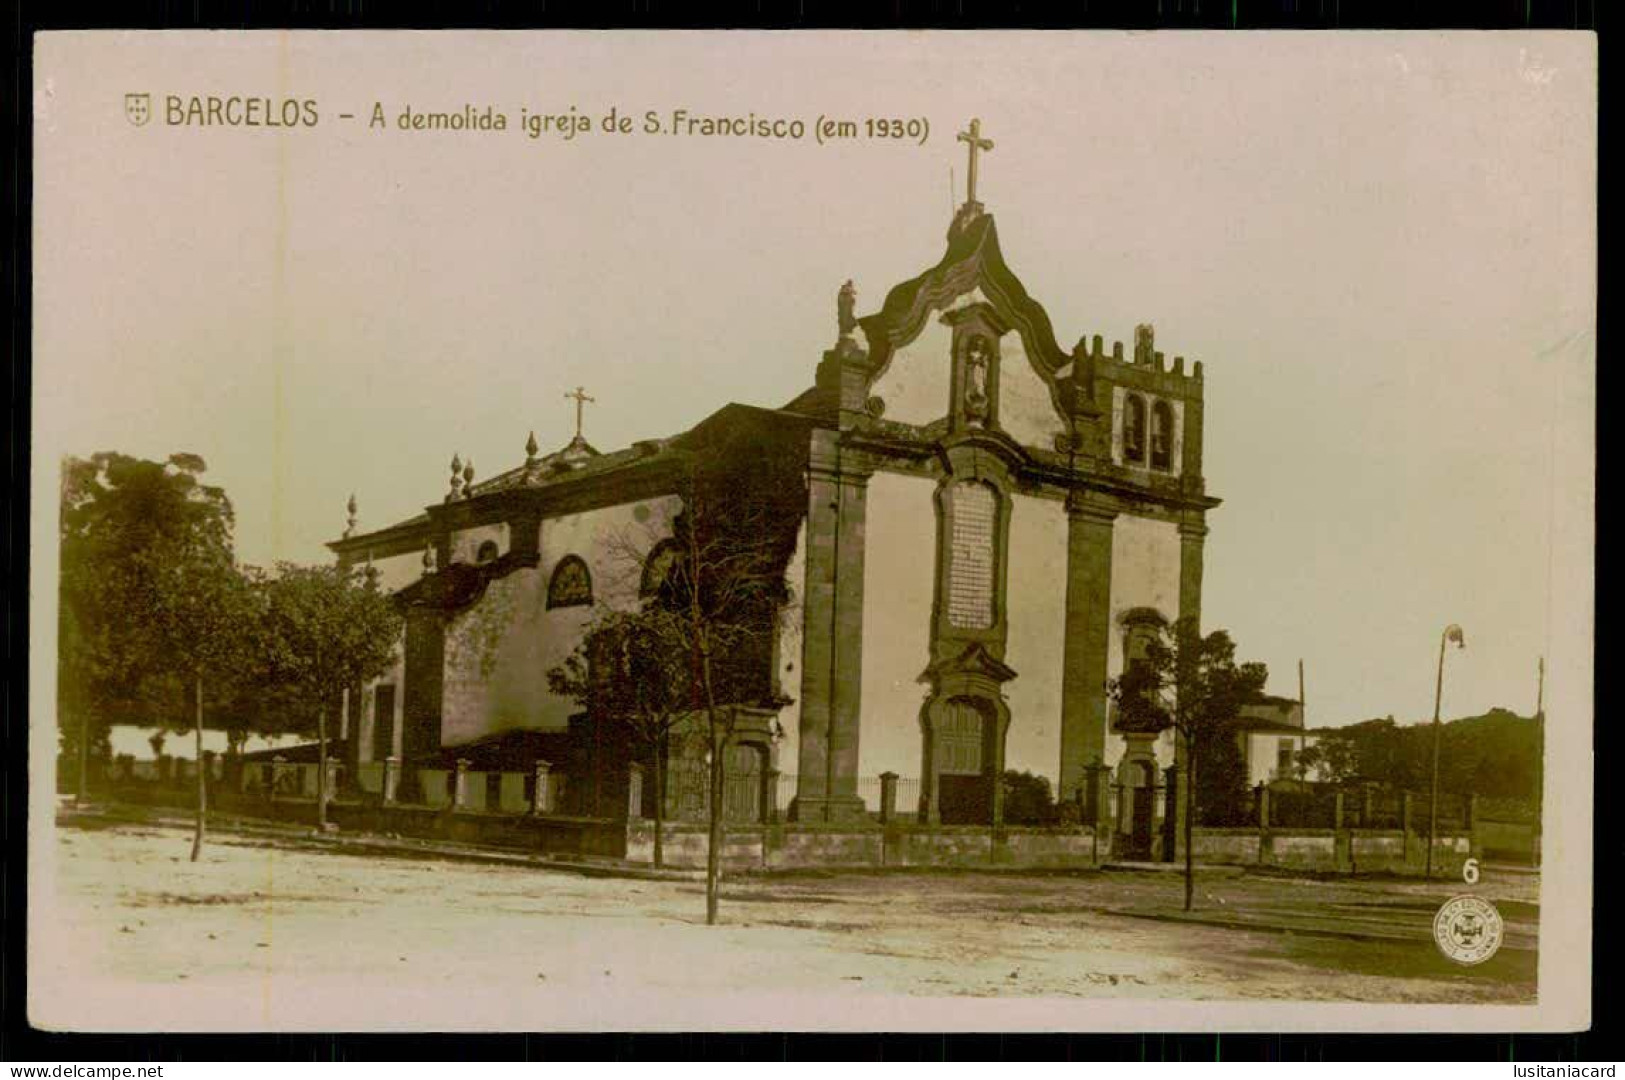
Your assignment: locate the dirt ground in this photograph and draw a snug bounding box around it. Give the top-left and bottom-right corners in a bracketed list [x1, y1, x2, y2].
[34, 816, 1537, 1029]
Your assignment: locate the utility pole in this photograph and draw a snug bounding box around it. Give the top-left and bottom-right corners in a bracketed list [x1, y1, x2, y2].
[1426, 624, 1466, 879]
[1298, 659, 1306, 725]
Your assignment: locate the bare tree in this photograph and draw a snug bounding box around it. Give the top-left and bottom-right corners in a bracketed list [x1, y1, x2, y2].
[557, 422, 804, 923]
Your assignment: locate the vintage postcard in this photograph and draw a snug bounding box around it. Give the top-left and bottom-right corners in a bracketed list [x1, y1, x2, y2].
[29, 30, 1595, 1032]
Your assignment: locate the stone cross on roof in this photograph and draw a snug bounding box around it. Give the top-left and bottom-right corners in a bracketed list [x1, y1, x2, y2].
[957, 118, 994, 206]
[564, 385, 595, 440]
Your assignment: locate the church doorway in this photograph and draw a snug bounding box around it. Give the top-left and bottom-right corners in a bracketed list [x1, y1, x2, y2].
[937, 698, 992, 825]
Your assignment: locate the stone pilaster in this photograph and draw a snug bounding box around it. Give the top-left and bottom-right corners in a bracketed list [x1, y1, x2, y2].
[791, 431, 870, 822]
[1173, 517, 1207, 840]
[1058, 491, 1117, 801]
[1177, 518, 1207, 628]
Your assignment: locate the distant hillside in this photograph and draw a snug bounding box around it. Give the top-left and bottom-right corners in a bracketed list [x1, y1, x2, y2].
[1310, 708, 1540, 799]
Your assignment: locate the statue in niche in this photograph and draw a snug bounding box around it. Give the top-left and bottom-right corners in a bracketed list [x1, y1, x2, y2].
[837, 280, 858, 341]
[963, 335, 991, 422]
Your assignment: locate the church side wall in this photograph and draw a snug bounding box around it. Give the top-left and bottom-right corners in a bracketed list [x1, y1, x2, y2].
[854, 470, 936, 803]
[354, 550, 417, 764]
[997, 333, 1067, 451]
[775, 519, 807, 781]
[1003, 493, 1069, 789]
[868, 317, 954, 427]
[450, 521, 510, 564]
[1105, 514, 1183, 771]
[439, 497, 680, 748]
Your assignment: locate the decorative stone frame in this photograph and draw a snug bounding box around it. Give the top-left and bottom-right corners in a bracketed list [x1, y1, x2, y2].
[928, 450, 1015, 657]
[914, 438, 1021, 827]
[941, 302, 1012, 435]
[1112, 606, 1172, 736]
[546, 554, 593, 610]
[917, 647, 1015, 825]
[639, 538, 682, 598]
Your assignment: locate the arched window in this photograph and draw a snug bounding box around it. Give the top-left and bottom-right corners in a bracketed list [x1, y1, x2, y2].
[475, 540, 499, 564]
[546, 555, 593, 609]
[946, 481, 998, 630]
[640, 539, 683, 599]
[1150, 400, 1175, 471]
[1123, 394, 1147, 464]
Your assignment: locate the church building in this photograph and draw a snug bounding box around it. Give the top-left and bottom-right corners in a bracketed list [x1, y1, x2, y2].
[330, 122, 1217, 852]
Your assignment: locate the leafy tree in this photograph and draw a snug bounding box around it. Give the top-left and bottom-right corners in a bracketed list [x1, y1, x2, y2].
[258, 563, 404, 830]
[1001, 770, 1057, 827]
[1109, 615, 1268, 911]
[1293, 708, 1540, 802]
[58, 452, 255, 860]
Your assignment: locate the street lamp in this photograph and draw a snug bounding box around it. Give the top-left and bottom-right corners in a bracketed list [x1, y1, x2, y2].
[1426, 623, 1467, 879]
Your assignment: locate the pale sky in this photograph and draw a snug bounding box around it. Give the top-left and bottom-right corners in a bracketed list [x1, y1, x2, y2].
[33, 31, 1595, 730]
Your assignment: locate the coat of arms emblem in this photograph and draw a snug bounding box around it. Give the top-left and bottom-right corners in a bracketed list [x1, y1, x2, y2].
[1433, 895, 1505, 966]
[124, 93, 151, 127]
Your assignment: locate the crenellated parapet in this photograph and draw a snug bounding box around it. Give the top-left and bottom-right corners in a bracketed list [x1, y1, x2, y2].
[1077, 324, 1204, 403]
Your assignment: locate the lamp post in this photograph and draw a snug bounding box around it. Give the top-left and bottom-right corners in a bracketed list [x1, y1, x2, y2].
[1426, 623, 1466, 879]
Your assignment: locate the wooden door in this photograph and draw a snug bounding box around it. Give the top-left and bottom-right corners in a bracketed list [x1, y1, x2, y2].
[938, 700, 985, 775]
[937, 700, 990, 824]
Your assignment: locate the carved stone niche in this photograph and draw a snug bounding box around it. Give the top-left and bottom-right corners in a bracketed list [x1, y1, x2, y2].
[940, 302, 1012, 434]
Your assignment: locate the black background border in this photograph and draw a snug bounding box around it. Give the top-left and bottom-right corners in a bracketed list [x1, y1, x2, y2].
[3, 0, 1606, 1062]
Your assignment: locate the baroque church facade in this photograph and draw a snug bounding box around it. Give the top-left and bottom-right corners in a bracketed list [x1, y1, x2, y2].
[331, 133, 1216, 844]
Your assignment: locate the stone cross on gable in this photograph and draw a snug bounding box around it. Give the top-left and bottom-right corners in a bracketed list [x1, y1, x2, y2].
[957, 118, 994, 206]
[564, 385, 595, 439]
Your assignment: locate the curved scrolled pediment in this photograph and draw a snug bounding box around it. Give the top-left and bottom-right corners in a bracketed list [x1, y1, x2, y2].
[861, 214, 1073, 379]
[857, 213, 1092, 440]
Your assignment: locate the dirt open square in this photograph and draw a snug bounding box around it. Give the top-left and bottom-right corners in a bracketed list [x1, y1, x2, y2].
[32, 813, 1537, 1030]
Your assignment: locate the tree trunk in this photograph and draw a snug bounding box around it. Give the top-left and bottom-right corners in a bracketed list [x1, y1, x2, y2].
[706, 724, 722, 925]
[700, 644, 724, 926]
[316, 705, 329, 830]
[1184, 733, 1196, 913]
[190, 675, 206, 862]
[653, 737, 666, 870]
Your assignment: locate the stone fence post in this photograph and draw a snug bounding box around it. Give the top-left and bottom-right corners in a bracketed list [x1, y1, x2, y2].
[1088, 762, 1113, 828]
[1256, 783, 1270, 830]
[382, 756, 401, 805]
[1333, 791, 1345, 831]
[627, 762, 644, 820]
[878, 771, 899, 825]
[762, 767, 780, 824]
[532, 760, 553, 817]
[1464, 793, 1478, 833]
[453, 758, 471, 811]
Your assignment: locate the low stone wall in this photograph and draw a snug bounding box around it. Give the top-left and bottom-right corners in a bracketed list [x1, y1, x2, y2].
[106, 781, 1476, 877]
[626, 821, 1101, 871]
[107, 783, 626, 860]
[628, 819, 1476, 875]
[1190, 829, 1263, 866]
